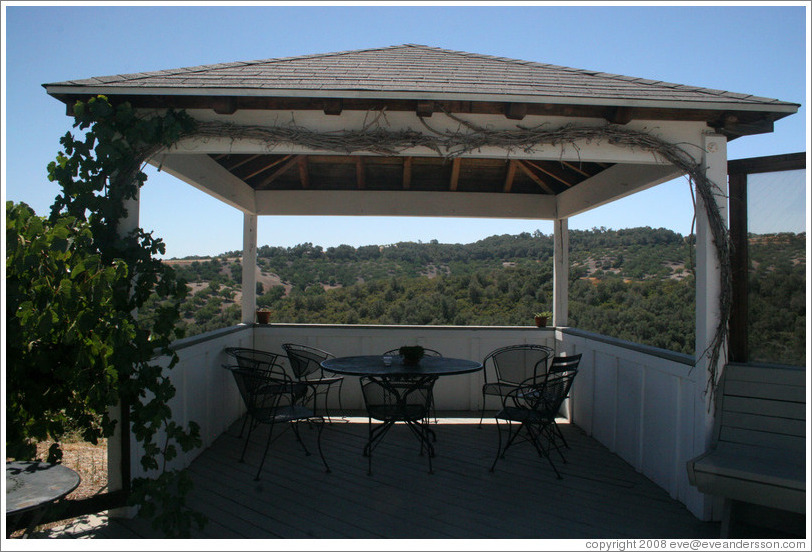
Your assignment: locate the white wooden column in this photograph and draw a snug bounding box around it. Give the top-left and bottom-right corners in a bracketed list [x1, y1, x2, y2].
[553, 218, 569, 327]
[691, 132, 729, 519]
[241, 213, 258, 324]
[108, 189, 140, 516]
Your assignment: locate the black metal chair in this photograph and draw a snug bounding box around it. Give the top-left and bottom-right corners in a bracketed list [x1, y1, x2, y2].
[360, 375, 438, 475]
[547, 353, 582, 374]
[489, 369, 578, 479]
[224, 347, 281, 371]
[535, 353, 582, 448]
[282, 343, 344, 422]
[224, 347, 288, 437]
[478, 344, 554, 427]
[228, 364, 330, 480]
[382, 347, 443, 424]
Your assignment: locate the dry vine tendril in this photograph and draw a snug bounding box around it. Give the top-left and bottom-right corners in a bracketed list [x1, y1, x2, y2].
[189, 112, 731, 403]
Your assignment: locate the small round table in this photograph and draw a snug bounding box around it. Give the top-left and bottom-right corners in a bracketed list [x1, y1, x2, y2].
[6, 461, 81, 538]
[321, 355, 483, 377]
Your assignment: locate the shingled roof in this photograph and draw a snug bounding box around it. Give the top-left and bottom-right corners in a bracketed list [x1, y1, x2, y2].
[45, 44, 797, 112]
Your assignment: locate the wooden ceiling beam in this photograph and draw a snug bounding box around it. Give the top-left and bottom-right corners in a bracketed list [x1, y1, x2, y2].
[516, 160, 555, 194]
[402, 157, 413, 189]
[226, 154, 262, 171]
[604, 106, 634, 125]
[323, 98, 343, 115]
[503, 160, 518, 193]
[355, 156, 366, 189]
[416, 100, 435, 118]
[298, 156, 310, 189]
[257, 155, 302, 189]
[505, 102, 528, 120]
[212, 97, 238, 115]
[524, 160, 576, 188]
[560, 160, 591, 178]
[449, 158, 461, 191]
[244, 154, 294, 181]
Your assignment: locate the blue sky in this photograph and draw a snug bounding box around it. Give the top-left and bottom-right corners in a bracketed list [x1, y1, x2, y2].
[2, 3, 808, 258]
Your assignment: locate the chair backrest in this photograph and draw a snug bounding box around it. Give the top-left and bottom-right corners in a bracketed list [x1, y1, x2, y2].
[381, 347, 443, 357]
[224, 347, 280, 371]
[510, 370, 578, 416]
[483, 344, 553, 385]
[227, 364, 299, 420]
[547, 353, 583, 374]
[360, 375, 437, 422]
[282, 343, 335, 380]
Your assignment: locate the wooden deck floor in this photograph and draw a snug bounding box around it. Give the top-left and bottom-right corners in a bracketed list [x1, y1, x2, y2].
[43, 415, 718, 540]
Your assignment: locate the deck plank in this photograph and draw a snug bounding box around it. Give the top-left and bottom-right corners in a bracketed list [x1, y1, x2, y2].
[39, 417, 718, 540]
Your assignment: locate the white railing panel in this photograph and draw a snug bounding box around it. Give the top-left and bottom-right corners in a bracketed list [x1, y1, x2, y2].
[560, 328, 708, 519]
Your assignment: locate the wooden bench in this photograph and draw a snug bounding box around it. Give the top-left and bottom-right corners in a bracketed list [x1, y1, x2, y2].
[687, 363, 806, 537]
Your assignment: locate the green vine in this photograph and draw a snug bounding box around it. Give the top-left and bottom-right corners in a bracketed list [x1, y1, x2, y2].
[6, 95, 205, 536]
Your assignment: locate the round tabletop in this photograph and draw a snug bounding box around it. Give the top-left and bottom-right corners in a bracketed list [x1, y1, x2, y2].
[322, 355, 483, 377]
[6, 461, 81, 516]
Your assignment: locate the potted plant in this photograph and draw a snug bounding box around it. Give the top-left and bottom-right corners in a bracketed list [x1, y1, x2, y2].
[534, 311, 552, 328]
[256, 309, 271, 324]
[399, 345, 425, 365]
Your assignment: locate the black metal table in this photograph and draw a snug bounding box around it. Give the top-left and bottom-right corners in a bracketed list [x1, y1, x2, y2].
[6, 461, 81, 538]
[322, 355, 483, 473]
[321, 354, 483, 378]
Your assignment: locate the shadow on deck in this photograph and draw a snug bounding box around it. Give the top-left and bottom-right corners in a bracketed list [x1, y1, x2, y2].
[40, 416, 718, 539]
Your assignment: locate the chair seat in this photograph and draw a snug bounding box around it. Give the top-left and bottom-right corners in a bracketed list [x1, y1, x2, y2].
[303, 375, 343, 385]
[495, 406, 548, 424]
[483, 382, 520, 396]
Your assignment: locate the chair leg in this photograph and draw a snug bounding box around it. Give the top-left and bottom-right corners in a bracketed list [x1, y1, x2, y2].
[291, 421, 311, 456]
[490, 418, 504, 472]
[254, 423, 276, 480]
[314, 417, 330, 473]
[478, 391, 488, 428]
[239, 415, 255, 462]
[527, 423, 562, 479]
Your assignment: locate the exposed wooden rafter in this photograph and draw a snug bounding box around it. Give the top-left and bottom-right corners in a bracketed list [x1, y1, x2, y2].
[516, 160, 555, 194]
[227, 154, 262, 171]
[323, 99, 343, 115]
[245, 154, 294, 181]
[503, 160, 517, 193]
[505, 102, 527, 120]
[298, 156, 310, 189]
[355, 156, 366, 189]
[449, 158, 461, 191]
[416, 100, 434, 118]
[402, 157, 413, 189]
[604, 106, 634, 125]
[257, 155, 302, 189]
[560, 160, 591, 178]
[524, 160, 575, 188]
[212, 97, 238, 115]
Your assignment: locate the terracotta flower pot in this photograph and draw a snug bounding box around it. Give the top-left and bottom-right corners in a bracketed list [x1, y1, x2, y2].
[534, 316, 547, 327]
[256, 310, 271, 324]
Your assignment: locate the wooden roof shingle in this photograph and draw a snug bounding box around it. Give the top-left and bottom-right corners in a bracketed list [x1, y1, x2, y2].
[45, 44, 798, 112]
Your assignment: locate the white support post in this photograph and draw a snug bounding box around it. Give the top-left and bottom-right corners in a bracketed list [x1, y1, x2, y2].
[108, 188, 140, 517]
[553, 218, 569, 327]
[241, 213, 258, 324]
[692, 132, 729, 519]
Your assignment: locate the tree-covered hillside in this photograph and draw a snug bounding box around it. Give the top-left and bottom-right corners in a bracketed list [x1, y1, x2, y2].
[156, 227, 805, 364]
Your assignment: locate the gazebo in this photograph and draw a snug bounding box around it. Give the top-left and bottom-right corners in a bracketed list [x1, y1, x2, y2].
[43, 44, 800, 528]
